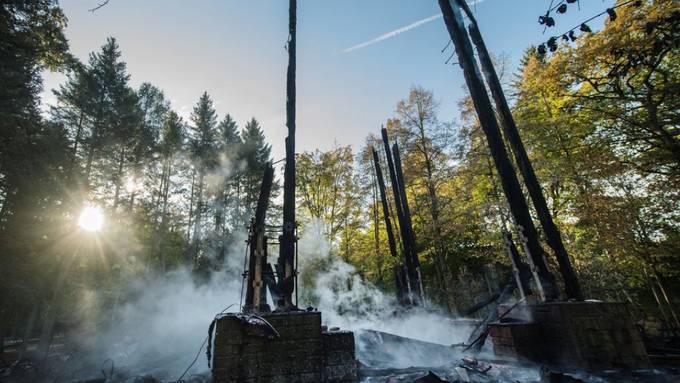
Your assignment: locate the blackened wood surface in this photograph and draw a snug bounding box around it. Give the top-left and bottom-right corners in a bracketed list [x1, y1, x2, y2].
[392, 143, 423, 300]
[438, 0, 558, 300]
[279, 0, 297, 310]
[381, 128, 415, 302]
[458, 0, 582, 301]
[372, 148, 399, 260]
[245, 164, 274, 312]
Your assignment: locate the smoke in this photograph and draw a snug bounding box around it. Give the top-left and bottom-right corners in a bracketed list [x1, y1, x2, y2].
[297, 220, 474, 368]
[71, 268, 243, 380]
[64, 219, 475, 380]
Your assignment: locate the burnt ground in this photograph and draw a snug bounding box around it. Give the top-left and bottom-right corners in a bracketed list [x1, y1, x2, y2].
[1, 328, 679, 382]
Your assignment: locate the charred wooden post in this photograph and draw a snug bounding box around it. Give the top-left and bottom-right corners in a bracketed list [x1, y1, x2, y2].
[372, 147, 405, 301]
[392, 143, 424, 300]
[488, 158, 533, 300]
[457, 0, 583, 301]
[372, 148, 399, 261]
[381, 128, 415, 303]
[438, 0, 558, 300]
[278, 0, 297, 310]
[244, 164, 274, 313]
[502, 230, 531, 300]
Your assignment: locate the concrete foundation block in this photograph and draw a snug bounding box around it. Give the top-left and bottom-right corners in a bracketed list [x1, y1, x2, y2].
[212, 311, 356, 383]
[489, 302, 650, 370]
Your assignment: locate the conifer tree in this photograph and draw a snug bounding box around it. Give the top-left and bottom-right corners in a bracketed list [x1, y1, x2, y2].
[83, 37, 140, 205]
[214, 114, 242, 233]
[240, 118, 273, 212]
[187, 92, 218, 261]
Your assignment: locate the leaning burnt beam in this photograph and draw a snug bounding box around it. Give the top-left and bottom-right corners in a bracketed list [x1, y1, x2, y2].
[372, 147, 407, 302]
[245, 163, 274, 313]
[392, 143, 424, 300]
[381, 127, 415, 303]
[502, 230, 532, 300]
[438, 0, 558, 300]
[464, 291, 500, 317]
[372, 148, 399, 261]
[457, 0, 583, 301]
[464, 278, 517, 353]
[278, 0, 297, 310]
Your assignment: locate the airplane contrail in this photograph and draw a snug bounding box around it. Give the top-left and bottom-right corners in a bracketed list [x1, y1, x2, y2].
[340, 0, 485, 54]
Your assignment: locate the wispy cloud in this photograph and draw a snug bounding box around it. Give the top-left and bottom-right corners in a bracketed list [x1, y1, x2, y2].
[339, 0, 485, 55]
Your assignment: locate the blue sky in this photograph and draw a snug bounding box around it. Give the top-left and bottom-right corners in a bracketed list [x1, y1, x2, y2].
[42, 0, 615, 160]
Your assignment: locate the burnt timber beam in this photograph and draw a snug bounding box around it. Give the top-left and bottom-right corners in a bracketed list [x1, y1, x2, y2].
[456, 0, 583, 301]
[502, 230, 532, 299]
[372, 148, 405, 302]
[437, 0, 558, 300]
[278, 0, 297, 310]
[392, 143, 424, 300]
[245, 163, 274, 312]
[372, 148, 399, 261]
[381, 128, 416, 303]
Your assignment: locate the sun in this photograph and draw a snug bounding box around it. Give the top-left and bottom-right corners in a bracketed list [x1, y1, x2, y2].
[125, 177, 139, 193]
[78, 204, 104, 232]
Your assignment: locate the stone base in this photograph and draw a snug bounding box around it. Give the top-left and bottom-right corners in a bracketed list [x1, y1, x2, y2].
[211, 311, 356, 383]
[489, 302, 650, 370]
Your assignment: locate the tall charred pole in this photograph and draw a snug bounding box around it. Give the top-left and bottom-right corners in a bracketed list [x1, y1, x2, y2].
[372, 148, 405, 301]
[437, 0, 558, 300]
[372, 148, 399, 261]
[278, 0, 297, 310]
[392, 143, 424, 300]
[456, 0, 583, 301]
[381, 128, 421, 303]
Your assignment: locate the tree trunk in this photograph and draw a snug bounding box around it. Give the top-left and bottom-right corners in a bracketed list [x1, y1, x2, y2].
[192, 170, 205, 264]
[85, 145, 95, 184]
[113, 146, 126, 209]
[70, 111, 84, 168]
[186, 167, 196, 240]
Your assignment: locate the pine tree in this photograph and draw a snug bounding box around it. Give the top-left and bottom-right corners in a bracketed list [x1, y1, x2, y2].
[213, 114, 242, 233]
[154, 110, 185, 271]
[51, 62, 94, 170]
[187, 92, 218, 262]
[240, 117, 273, 213]
[0, 0, 72, 350]
[128, 83, 169, 209]
[83, 37, 140, 205]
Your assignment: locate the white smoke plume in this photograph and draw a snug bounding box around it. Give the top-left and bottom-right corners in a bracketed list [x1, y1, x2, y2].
[63, 220, 476, 380]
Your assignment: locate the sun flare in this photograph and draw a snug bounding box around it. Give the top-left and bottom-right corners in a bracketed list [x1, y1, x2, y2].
[78, 205, 104, 232]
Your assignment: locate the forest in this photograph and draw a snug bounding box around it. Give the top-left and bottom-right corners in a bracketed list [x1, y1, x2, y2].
[1, 0, 679, 382]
